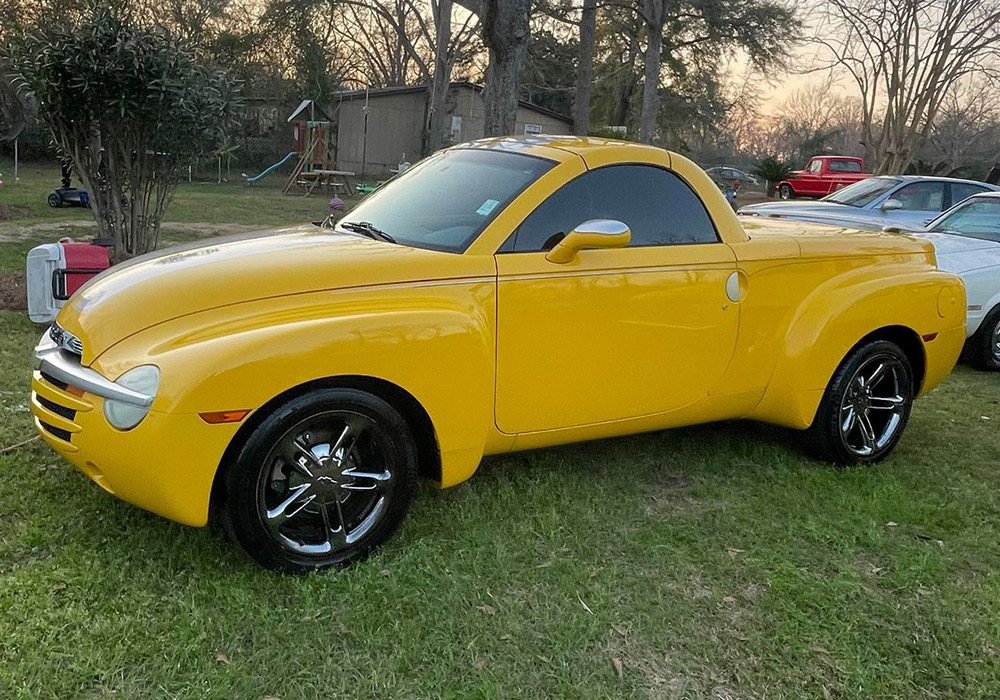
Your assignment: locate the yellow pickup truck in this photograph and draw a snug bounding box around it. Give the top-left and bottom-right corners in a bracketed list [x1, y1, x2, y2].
[31, 136, 966, 572]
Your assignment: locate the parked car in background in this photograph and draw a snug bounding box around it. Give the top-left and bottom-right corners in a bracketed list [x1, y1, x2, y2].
[891, 192, 1000, 370]
[705, 166, 759, 186]
[31, 136, 966, 572]
[776, 156, 871, 199]
[739, 176, 999, 230]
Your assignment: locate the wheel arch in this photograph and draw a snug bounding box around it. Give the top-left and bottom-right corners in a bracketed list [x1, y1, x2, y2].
[210, 374, 440, 519]
[747, 317, 930, 431]
[857, 325, 926, 394]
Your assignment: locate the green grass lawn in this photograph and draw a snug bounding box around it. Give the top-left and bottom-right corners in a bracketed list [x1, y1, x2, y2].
[2, 167, 1000, 698]
[0, 164, 346, 273]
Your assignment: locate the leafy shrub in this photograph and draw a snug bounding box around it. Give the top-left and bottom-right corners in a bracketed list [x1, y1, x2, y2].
[7, 5, 242, 257]
[752, 156, 794, 196]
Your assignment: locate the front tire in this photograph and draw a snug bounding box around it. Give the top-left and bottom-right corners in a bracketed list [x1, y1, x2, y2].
[779, 184, 794, 200]
[967, 306, 1000, 371]
[807, 340, 914, 464]
[222, 388, 418, 573]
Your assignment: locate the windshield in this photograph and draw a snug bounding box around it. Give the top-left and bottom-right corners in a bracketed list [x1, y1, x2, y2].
[929, 198, 1000, 242]
[339, 148, 555, 253]
[822, 177, 900, 207]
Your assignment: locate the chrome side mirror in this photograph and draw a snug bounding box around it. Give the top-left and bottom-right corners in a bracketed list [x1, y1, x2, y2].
[881, 198, 903, 211]
[545, 219, 631, 264]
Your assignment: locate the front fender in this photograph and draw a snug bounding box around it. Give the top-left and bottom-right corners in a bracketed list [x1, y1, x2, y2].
[748, 267, 965, 429]
[94, 280, 497, 489]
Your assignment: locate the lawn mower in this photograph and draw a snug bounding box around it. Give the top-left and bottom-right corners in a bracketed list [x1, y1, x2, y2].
[48, 161, 90, 208]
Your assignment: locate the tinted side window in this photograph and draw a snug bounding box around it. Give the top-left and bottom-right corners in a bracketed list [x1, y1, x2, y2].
[509, 165, 718, 252]
[893, 182, 946, 211]
[951, 182, 989, 206]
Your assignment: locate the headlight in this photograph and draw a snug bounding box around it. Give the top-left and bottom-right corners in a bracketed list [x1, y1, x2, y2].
[103, 365, 160, 430]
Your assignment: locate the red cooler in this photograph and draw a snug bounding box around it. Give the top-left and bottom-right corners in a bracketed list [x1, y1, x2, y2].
[26, 241, 111, 323]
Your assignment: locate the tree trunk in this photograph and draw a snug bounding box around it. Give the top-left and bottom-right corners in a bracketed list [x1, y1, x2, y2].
[638, 0, 663, 143]
[480, 0, 530, 136]
[426, 0, 452, 153]
[572, 0, 597, 136]
[612, 18, 640, 127]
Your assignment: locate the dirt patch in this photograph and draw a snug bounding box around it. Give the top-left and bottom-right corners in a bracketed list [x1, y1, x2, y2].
[0, 220, 268, 245]
[0, 270, 27, 311]
[0, 205, 32, 222]
[0, 220, 97, 243]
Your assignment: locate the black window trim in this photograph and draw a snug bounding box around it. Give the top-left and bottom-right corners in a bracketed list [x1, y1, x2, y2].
[496, 161, 722, 254]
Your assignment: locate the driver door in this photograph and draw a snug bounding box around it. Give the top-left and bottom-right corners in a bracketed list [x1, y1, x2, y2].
[494, 164, 739, 434]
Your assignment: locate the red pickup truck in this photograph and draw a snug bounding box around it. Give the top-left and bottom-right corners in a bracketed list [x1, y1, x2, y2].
[776, 156, 871, 200]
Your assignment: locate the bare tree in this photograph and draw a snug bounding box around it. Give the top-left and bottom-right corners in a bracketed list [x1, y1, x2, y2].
[920, 79, 1000, 176]
[811, 0, 1000, 174]
[635, 0, 797, 144]
[425, 0, 454, 151]
[637, 0, 664, 142]
[572, 0, 597, 134]
[771, 79, 865, 161]
[426, 0, 482, 150]
[455, 0, 531, 136]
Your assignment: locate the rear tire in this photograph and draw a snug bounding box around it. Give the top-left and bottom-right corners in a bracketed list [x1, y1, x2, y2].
[222, 388, 418, 573]
[779, 184, 794, 200]
[966, 306, 1000, 371]
[807, 340, 914, 465]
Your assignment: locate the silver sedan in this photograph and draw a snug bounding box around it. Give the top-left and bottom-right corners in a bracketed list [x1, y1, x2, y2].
[739, 175, 997, 229]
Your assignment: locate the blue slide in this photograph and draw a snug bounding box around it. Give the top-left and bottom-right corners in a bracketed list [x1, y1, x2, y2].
[245, 151, 297, 184]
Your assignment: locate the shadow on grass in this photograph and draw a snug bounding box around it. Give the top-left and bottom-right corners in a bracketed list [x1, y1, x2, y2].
[56, 419, 814, 577]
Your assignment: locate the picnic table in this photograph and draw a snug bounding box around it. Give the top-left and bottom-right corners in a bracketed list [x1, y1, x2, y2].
[297, 169, 356, 196]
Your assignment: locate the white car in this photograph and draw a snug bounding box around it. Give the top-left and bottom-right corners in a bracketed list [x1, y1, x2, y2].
[904, 192, 1000, 370]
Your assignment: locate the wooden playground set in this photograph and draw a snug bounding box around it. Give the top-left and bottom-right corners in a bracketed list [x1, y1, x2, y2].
[247, 99, 358, 196]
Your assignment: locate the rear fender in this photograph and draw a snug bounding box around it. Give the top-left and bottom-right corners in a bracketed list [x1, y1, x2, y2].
[748, 267, 964, 429]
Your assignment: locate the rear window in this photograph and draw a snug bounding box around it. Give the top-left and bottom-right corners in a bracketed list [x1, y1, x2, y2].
[829, 160, 862, 173]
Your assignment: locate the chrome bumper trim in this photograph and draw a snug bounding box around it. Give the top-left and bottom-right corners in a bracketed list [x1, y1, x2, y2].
[34, 331, 153, 408]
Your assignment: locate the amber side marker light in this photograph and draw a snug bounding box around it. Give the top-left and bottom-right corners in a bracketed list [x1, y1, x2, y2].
[199, 410, 251, 424]
[66, 385, 86, 397]
[921, 333, 938, 342]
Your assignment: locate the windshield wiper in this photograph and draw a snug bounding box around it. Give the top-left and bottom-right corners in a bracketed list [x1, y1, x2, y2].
[341, 221, 397, 244]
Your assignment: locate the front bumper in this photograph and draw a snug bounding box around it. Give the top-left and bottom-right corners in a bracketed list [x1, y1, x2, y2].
[31, 330, 241, 527]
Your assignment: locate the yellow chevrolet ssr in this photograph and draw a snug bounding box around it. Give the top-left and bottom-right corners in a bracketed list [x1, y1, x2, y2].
[32, 137, 967, 572]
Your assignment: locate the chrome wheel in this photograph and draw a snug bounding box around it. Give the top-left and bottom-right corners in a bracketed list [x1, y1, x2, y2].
[839, 354, 910, 457]
[992, 318, 1000, 362]
[257, 411, 395, 556]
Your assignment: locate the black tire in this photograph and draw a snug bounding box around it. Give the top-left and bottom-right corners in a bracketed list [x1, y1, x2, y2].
[47, 192, 62, 208]
[779, 184, 794, 200]
[807, 340, 914, 465]
[222, 388, 418, 573]
[966, 306, 1000, 371]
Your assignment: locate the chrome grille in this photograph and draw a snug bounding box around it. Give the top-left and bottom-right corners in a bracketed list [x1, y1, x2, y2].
[50, 323, 83, 356]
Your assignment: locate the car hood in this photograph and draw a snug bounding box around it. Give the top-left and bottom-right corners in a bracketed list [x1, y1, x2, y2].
[738, 201, 907, 230]
[56, 225, 487, 363]
[908, 231, 1000, 274]
[739, 200, 866, 219]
